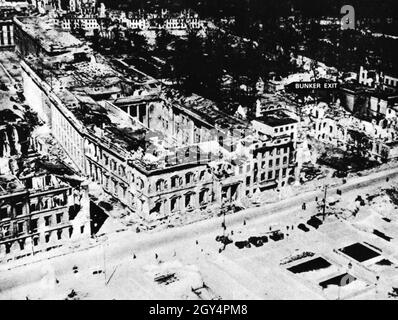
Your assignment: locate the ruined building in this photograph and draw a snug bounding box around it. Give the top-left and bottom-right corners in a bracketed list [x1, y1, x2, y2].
[13, 15, 299, 222]
[0, 94, 90, 263]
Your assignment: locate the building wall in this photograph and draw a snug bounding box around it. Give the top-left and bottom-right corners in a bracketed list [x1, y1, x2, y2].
[22, 62, 86, 173]
[84, 137, 150, 217]
[308, 108, 392, 161]
[22, 67, 50, 122]
[0, 176, 90, 263]
[369, 96, 388, 118]
[13, 22, 43, 57]
[0, 22, 14, 49]
[359, 66, 398, 90]
[146, 163, 217, 220]
[250, 139, 297, 193]
[384, 75, 398, 89]
[19, 42, 300, 225]
[60, 17, 100, 35]
[51, 102, 86, 171]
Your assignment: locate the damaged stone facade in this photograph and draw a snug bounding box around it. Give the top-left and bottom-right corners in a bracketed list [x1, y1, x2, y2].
[306, 102, 394, 161]
[0, 78, 90, 263]
[15, 15, 299, 223]
[0, 162, 90, 263]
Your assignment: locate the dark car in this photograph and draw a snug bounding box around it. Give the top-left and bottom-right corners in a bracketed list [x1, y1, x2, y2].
[259, 235, 268, 243]
[333, 170, 348, 178]
[235, 240, 251, 249]
[298, 223, 310, 232]
[307, 216, 323, 229]
[248, 236, 264, 247]
[215, 235, 233, 245]
[270, 231, 284, 241]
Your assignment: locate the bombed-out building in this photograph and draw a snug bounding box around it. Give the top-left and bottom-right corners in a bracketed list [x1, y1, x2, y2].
[0, 94, 90, 263]
[306, 102, 396, 161]
[14, 15, 299, 222]
[0, 164, 90, 263]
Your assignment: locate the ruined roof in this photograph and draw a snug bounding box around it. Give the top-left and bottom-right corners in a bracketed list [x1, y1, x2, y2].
[14, 16, 88, 55]
[0, 174, 25, 195]
[163, 89, 249, 132]
[369, 90, 398, 101]
[18, 156, 76, 179]
[255, 111, 298, 127]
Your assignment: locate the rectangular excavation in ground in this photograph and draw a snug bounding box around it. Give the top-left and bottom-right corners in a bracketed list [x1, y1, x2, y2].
[319, 273, 356, 289]
[288, 257, 332, 274]
[338, 243, 380, 262]
[286, 257, 341, 282]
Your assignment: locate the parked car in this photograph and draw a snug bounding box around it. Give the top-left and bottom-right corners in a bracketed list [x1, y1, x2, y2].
[215, 235, 233, 245]
[258, 235, 268, 243]
[307, 216, 323, 229]
[248, 236, 264, 247]
[298, 223, 310, 232]
[333, 170, 348, 178]
[235, 240, 251, 249]
[270, 231, 284, 241]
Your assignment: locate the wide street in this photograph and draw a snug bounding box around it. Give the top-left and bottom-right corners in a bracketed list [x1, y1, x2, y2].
[1, 165, 398, 299]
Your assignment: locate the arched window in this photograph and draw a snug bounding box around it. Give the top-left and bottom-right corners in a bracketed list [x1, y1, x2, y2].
[156, 179, 164, 192]
[185, 192, 195, 208]
[185, 172, 194, 184]
[171, 175, 180, 188]
[218, 135, 224, 146]
[118, 165, 126, 177]
[199, 189, 208, 205]
[137, 178, 144, 190]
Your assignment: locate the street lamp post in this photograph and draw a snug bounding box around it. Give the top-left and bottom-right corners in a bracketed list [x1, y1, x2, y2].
[322, 184, 328, 221]
[375, 275, 380, 299]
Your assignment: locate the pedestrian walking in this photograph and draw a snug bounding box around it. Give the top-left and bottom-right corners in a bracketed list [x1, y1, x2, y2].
[133, 253, 136, 259]
[302, 202, 306, 210]
[155, 253, 158, 259]
[196, 240, 198, 245]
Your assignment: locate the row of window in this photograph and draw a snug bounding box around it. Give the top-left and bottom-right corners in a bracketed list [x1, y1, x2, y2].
[1, 225, 84, 255]
[258, 146, 290, 159]
[30, 212, 65, 233]
[155, 170, 209, 192]
[30, 194, 67, 213]
[0, 211, 65, 240]
[384, 77, 398, 88]
[89, 159, 144, 193]
[263, 156, 289, 168]
[88, 144, 145, 190]
[0, 203, 24, 220]
[54, 109, 84, 169]
[275, 124, 295, 133]
[158, 189, 212, 214]
[246, 168, 290, 186]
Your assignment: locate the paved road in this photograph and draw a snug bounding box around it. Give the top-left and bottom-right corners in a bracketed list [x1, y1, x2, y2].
[1, 165, 397, 294]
